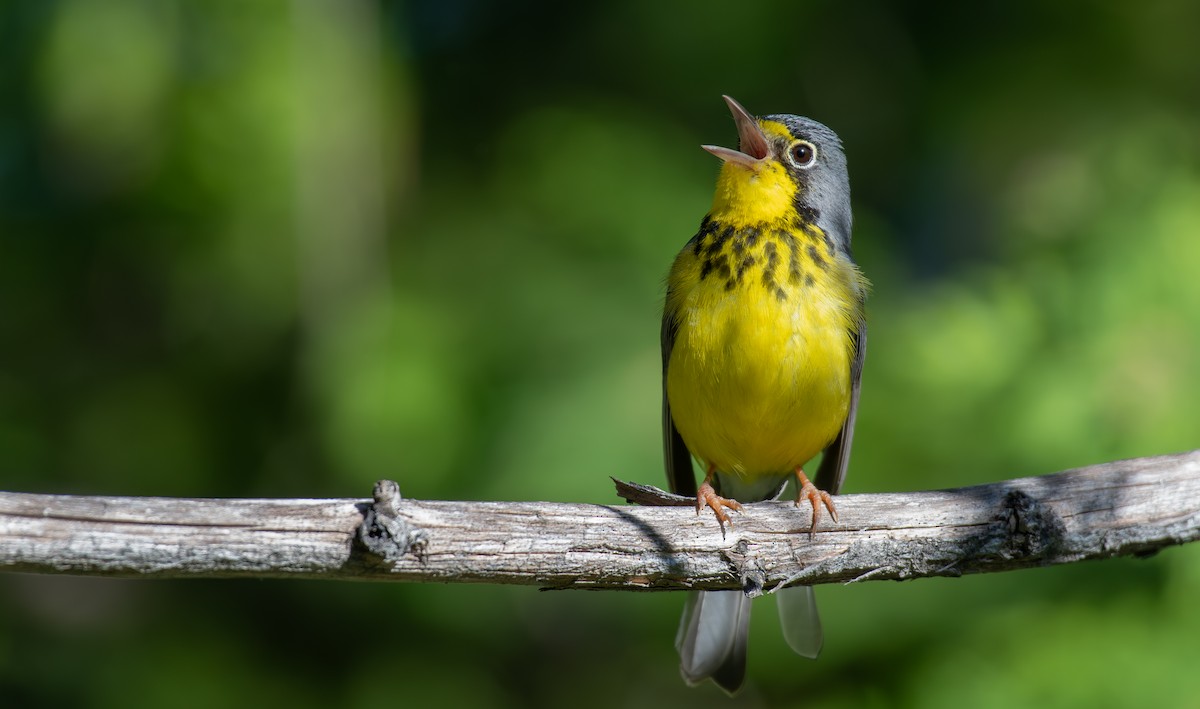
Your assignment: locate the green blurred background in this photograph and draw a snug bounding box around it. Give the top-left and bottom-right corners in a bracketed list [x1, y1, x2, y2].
[3, 1, 1199, 706]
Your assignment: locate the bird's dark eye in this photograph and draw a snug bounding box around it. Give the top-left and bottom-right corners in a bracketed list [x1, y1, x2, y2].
[789, 141, 817, 168]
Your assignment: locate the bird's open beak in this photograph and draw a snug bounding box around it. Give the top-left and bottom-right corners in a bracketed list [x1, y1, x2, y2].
[702, 95, 770, 169]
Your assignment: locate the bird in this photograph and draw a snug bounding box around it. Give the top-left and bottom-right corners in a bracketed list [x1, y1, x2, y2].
[661, 95, 867, 694]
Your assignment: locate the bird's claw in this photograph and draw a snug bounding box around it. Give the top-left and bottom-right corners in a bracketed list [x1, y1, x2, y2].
[794, 468, 838, 536]
[696, 479, 742, 534]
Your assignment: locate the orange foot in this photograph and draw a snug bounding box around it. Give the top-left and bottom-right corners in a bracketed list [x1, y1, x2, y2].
[794, 468, 838, 536]
[696, 467, 742, 534]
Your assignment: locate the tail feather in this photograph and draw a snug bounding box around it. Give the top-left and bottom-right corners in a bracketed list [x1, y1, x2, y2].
[676, 590, 751, 695]
[777, 585, 823, 659]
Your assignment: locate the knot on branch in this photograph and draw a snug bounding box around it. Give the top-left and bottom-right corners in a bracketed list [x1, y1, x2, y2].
[722, 539, 769, 598]
[998, 489, 1067, 560]
[357, 480, 428, 563]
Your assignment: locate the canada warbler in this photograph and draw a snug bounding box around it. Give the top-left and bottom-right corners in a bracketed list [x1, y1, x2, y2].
[661, 95, 867, 694]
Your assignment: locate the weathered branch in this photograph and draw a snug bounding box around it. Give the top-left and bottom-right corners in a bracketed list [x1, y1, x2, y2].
[2, 450, 1198, 594]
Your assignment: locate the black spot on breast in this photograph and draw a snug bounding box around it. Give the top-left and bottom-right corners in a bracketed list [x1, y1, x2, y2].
[704, 225, 734, 257]
[691, 216, 718, 255]
[775, 286, 788, 301]
[764, 240, 778, 269]
[804, 272, 815, 287]
[735, 254, 756, 283]
[700, 253, 728, 281]
[807, 243, 827, 270]
[787, 239, 803, 284]
[715, 258, 732, 282]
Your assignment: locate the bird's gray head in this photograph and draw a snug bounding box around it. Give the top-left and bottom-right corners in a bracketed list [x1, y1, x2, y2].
[762, 113, 853, 255]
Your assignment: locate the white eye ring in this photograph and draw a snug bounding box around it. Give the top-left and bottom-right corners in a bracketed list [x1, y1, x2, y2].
[788, 141, 818, 168]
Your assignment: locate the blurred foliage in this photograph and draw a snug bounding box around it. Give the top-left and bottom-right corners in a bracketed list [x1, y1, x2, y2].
[2, 0, 1199, 707]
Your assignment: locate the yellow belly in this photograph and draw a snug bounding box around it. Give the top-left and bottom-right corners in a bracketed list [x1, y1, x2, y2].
[665, 232, 859, 483]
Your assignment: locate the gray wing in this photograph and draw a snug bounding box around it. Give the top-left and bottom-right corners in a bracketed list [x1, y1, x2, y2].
[662, 307, 696, 496]
[813, 318, 866, 495]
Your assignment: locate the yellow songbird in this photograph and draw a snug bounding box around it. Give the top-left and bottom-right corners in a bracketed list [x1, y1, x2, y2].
[662, 96, 867, 694]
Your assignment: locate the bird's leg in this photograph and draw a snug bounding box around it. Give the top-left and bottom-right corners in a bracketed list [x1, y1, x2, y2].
[696, 465, 742, 532]
[794, 468, 838, 535]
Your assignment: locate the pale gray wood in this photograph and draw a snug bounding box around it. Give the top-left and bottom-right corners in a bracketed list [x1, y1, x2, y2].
[1, 450, 1197, 592]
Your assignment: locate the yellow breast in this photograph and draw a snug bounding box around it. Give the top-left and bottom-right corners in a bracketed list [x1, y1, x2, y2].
[665, 218, 863, 482]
